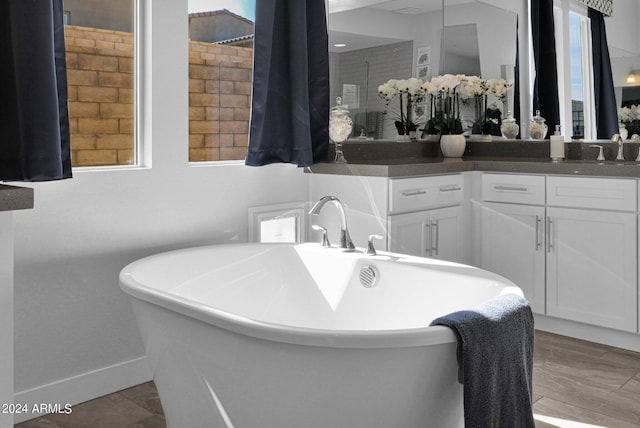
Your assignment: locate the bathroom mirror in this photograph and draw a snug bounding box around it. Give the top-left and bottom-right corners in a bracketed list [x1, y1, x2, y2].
[327, 0, 519, 140]
[608, 1, 640, 108]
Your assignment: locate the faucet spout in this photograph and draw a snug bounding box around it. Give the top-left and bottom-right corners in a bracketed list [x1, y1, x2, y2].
[309, 196, 356, 250]
[612, 134, 625, 161]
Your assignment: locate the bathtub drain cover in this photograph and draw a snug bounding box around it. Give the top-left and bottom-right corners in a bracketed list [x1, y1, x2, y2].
[359, 265, 379, 288]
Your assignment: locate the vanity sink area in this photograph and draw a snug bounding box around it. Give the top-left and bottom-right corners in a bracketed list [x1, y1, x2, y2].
[308, 139, 640, 178]
[307, 140, 640, 353]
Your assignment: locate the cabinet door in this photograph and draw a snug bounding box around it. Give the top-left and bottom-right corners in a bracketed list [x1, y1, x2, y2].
[428, 206, 463, 262]
[546, 207, 637, 332]
[387, 211, 431, 258]
[388, 206, 462, 262]
[480, 203, 546, 314]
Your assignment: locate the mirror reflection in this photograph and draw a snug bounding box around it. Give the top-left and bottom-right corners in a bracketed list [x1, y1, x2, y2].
[608, 2, 640, 108]
[327, 0, 518, 140]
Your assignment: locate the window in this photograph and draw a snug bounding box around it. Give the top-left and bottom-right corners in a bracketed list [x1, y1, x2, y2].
[187, 1, 255, 162]
[553, 1, 594, 139]
[63, 0, 137, 167]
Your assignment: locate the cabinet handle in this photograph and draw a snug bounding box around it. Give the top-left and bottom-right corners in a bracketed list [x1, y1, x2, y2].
[431, 220, 439, 255]
[402, 190, 427, 197]
[439, 186, 462, 192]
[493, 185, 528, 192]
[535, 216, 542, 251]
[425, 223, 432, 256]
[547, 217, 554, 252]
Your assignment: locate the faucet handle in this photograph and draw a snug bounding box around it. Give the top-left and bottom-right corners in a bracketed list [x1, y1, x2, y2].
[366, 234, 384, 256]
[589, 145, 605, 161]
[312, 225, 331, 248]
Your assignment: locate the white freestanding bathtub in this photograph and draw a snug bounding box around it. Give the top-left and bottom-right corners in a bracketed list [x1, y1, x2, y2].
[119, 242, 523, 428]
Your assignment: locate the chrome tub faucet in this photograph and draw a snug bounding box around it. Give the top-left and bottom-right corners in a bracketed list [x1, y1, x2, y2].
[309, 196, 356, 251]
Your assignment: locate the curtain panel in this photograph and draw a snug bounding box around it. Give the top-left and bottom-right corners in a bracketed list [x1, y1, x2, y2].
[246, 0, 329, 167]
[0, 0, 72, 181]
[579, 0, 612, 17]
[589, 8, 618, 139]
[531, 0, 561, 136]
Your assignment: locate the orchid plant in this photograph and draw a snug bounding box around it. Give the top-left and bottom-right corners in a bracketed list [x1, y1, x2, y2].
[618, 105, 640, 136]
[378, 78, 426, 136]
[422, 74, 467, 135]
[379, 74, 510, 138]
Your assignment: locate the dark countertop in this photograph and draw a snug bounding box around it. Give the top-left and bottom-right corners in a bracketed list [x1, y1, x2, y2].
[306, 140, 640, 178]
[0, 184, 34, 212]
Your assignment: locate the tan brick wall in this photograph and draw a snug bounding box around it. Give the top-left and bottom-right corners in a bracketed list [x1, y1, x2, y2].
[65, 25, 134, 167]
[65, 26, 253, 167]
[188, 40, 253, 162]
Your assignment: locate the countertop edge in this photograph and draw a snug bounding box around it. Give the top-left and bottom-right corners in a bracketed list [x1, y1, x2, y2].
[306, 158, 640, 178]
[0, 185, 34, 212]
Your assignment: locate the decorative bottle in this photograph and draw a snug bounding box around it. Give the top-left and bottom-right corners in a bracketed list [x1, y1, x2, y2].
[500, 111, 519, 139]
[529, 110, 548, 140]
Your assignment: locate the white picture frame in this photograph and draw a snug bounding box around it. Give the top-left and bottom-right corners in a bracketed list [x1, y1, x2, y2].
[417, 46, 431, 66]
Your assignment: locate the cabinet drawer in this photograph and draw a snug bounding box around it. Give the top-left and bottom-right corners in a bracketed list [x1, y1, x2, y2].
[547, 176, 637, 211]
[482, 174, 545, 205]
[389, 175, 463, 214]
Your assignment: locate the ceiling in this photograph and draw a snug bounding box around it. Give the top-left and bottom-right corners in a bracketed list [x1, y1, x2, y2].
[327, 0, 479, 52]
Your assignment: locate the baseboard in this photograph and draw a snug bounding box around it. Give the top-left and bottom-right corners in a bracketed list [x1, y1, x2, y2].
[535, 314, 640, 352]
[13, 355, 153, 424]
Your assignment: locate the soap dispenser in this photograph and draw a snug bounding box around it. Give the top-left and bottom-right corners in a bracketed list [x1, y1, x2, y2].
[550, 124, 564, 161]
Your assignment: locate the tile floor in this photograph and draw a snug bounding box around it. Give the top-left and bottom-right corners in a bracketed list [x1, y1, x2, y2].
[14, 331, 640, 428]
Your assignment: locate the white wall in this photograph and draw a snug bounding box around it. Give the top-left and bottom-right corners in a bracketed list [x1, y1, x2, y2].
[12, 0, 309, 419]
[1, 212, 14, 427]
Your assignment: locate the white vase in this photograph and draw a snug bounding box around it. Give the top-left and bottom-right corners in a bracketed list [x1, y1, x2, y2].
[440, 134, 466, 157]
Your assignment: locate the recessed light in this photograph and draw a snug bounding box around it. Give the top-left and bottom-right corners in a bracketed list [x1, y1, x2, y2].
[334, 43, 346, 47]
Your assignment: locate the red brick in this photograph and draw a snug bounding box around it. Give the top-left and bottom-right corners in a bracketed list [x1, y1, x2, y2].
[189, 148, 219, 162]
[117, 149, 135, 165]
[189, 134, 205, 148]
[69, 102, 99, 118]
[78, 53, 118, 71]
[99, 71, 133, 88]
[220, 94, 249, 108]
[204, 134, 220, 148]
[119, 119, 134, 134]
[219, 147, 247, 160]
[189, 107, 206, 121]
[78, 86, 118, 102]
[190, 120, 218, 134]
[78, 118, 119, 134]
[220, 121, 249, 134]
[67, 69, 98, 86]
[75, 149, 117, 166]
[96, 134, 133, 149]
[100, 103, 133, 119]
[70, 134, 96, 150]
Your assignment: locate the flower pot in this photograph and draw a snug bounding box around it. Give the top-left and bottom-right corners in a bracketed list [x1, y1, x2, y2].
[440, 134, 466, 157]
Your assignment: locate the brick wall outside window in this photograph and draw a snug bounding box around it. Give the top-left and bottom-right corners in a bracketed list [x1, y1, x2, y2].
[65, 25, 253, 167]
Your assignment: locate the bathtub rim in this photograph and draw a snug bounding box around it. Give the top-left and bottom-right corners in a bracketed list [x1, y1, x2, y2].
[119, 242, 518, 349]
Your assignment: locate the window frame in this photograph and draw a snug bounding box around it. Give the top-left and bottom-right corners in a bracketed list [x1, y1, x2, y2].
[553, 0, 595, 139]
[68, 0, 142, 171]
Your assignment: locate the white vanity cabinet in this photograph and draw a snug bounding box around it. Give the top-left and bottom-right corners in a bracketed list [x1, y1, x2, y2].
[480, 174, 638, 331]
[480, 174, 547, 313]
[308, 173, 466, 263]
[388, 205, 463, 260]
[545, 177, 637, 332]
[387, 175, 465, 261]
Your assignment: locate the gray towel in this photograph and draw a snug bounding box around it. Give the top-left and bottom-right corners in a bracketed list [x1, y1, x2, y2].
[430, 293, 535, 428]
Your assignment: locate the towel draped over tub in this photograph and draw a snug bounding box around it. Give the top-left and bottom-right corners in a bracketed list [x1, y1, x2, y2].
[430, 293, 535, 428]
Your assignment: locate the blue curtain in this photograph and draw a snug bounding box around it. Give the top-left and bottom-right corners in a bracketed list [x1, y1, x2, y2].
[531, 0, 560, 134]
[589, 8, 618, 139]
[246, 0, 329, 167]
[0, 0, 71, 181]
